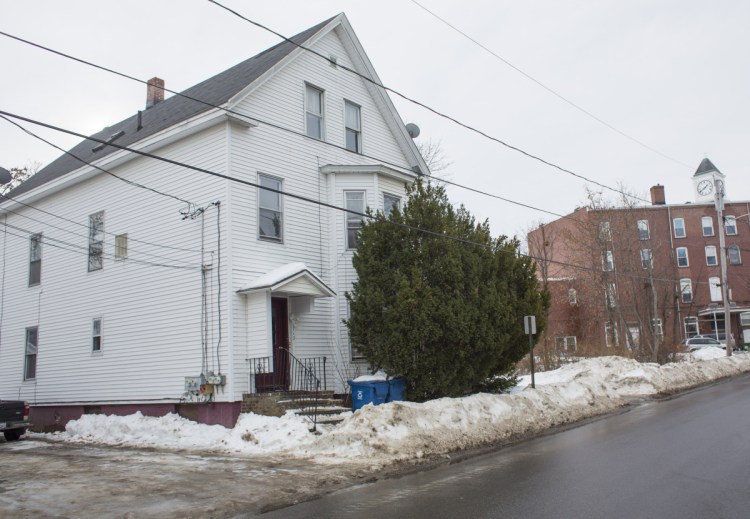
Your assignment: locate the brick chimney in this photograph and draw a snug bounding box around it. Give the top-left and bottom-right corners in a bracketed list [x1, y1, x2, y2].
[146, 77, 165, 109]
[650, 184, 665, 205]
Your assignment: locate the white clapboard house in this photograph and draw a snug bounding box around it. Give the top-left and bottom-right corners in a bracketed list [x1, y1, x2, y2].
[0, 14, 427, 428]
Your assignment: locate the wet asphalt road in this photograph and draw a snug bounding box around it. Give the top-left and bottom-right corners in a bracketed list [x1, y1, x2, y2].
[261, 374, 750, 518]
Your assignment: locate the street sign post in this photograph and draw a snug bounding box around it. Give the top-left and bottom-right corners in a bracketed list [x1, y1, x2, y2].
[524, 315, 536, 389]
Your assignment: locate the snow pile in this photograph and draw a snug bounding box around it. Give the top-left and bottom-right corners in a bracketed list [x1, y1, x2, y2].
[45, 354, 750, 465]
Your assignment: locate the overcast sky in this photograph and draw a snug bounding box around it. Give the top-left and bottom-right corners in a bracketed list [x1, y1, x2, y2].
[2, 0, 748, 237]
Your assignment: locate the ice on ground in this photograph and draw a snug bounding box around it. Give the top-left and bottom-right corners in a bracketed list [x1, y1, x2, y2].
[38, 354, 750, 467]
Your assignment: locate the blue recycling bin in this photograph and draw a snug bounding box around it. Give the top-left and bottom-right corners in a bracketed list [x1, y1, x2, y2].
[348, 377, 407, 410]
[386, 377, 406, 403]
[348, 379, 389, 410]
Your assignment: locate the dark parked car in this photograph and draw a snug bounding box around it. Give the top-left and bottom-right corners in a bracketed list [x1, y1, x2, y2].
[0, 400, 30, 441]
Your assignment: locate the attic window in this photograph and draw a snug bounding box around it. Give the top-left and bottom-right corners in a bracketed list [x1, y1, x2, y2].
[329, 55, 338, 68]
[92, 130, 125, 153]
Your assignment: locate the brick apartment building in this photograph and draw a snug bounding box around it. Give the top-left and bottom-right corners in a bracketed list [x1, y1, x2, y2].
[528, 159, 750, 362]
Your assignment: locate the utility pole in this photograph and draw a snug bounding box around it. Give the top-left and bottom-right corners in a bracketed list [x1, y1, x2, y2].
[715, 178, 733, 357]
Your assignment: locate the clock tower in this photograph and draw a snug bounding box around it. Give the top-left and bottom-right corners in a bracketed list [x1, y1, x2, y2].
[693, 158, 725, 203]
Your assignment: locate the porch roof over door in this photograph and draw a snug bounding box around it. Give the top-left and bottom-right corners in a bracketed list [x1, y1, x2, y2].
[237, 262, 335, 298]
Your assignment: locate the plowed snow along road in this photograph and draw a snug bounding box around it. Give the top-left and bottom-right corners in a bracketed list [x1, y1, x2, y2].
[0, 440, 374, 518]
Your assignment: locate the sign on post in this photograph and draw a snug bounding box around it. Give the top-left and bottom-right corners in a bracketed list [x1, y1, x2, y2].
[524, 315, 537, 389]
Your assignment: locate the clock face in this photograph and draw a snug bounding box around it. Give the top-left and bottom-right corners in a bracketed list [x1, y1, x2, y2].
[697, 179, 714, 196]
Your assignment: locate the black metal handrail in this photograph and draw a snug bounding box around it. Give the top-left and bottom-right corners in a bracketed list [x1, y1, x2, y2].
[246, 348, 327, 432]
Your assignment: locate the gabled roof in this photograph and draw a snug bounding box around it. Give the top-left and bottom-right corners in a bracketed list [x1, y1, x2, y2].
[237, 263, 335, 298]
[694, 158, 721, 177]
[8, 15, 336, 198]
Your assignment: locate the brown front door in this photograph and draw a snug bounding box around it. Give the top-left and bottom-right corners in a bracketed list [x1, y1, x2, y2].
[271, 297, 290, 390]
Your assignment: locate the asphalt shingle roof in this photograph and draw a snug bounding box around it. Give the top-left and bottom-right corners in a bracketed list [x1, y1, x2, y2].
[694, 157, 721, 177]
[8, 16, 335, 198]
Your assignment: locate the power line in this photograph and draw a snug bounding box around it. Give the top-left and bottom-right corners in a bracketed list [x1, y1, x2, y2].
[205, 2, 653, 205]
[1, 220, 198, 271]
[0, 110, 700, 289]
[0, 29, 588, 227]
[408, 0, 692, 170]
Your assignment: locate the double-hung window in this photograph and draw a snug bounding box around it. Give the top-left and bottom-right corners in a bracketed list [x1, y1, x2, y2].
[115, 233, 128, 261]
[680, 278, 693, 303]
[305, 85, 324, 139]
[602, 250, 614, 271]
[684, 316, 699, 337]
[344, 101, 361, 153]
[555, 336, 577, 352]
[29, 233, 42, 286]
[605, 282, 617, 308]
[652, 318, 664, 336]
[258, 174, 283, 242]
[637, 220, 650, 240]
[705, 245, 718, 266]
[676, 247, 689, 267]
[383, 193, 400, 218]
[345, 191, 365, 249]
[702, 216, 714, 237]
[728, 244, 741, 265]
[709, 276, 722, 302]
[24, 326, 38, 380]
[673, 218, 686, 238]
[725, 216, 738, 235]
[599, 221, 611, 242]
[640, 249, 652, 269]
[605, 321, 618, 347]
[92, 318, 102, 352]
[88, 211, 104, 272]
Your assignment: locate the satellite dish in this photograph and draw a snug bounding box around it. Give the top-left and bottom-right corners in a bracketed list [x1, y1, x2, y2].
[405, 123, 420, 139]
[0, 167, 12, 185]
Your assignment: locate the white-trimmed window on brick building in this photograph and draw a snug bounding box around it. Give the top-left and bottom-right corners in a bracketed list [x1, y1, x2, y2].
[673, 217, 686, 238]
[705, 245, 718, 266]
[640, 248, 652, 269]
[555, 336, 577, 353]
[88, 211, 104, 272]
[345, 191, 365, 249]
[568, 288, 577, 304]
[680, 278, 693, 303]
[383, 193, 400, 218]
[115, 233, 128, 261]
[709, 276, 722, 302]
[740, 312, 750, 327]
[344, 101, 361, 153]
[605, 321, 619, 347]
[626, 324, 641, 349]
[92, 318, 102, 352]
[684, 316, 699, 337]
[602, 250, 614, 271]
[599, 221, 611, 242]
[728, 244, 741, 265]
[725, 215, 738, 235]
[702, 216, 714, 237]
[29, 233, 42, 286]
[651, 318, 664, 336]
[676, 247, 689, 267]
[637, 219, 650, 240]
[24, 326, 38, 380]
[605, 282, 617, 308]
[258, 174, 283, 242]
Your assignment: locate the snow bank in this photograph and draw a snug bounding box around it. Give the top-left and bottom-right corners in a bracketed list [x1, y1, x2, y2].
[42, 354, 750, 466]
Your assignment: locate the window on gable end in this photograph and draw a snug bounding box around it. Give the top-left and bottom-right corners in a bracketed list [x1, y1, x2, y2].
[258, 174, 283, 242]
[305, 84, 324, 140]
[344, 101, 361, 153]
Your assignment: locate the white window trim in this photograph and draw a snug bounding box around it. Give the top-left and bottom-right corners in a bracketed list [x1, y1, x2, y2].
[684, 316, 699, 337]
[599, 221, 611, 242]
[29, 233, 42, 287]
[92, 318, 103, 353]
[383, 193, 401, 218]
[258, 173, 284, 243]
[344, 100, 362, 153]
[24, 326, 38, 381]
[705, 245, 718, 266]
[304, 83, 325, 140]
[651, 318, 664, 336]
[728, 244, 741, 265]
[88, 211, 104, 272]
[637, 219, 650, 240]
[555, 336, 577, 352]
[680, 278, 693, 303]
[676, 247, 689, 267]
[605, 321, 619, 348]
[568, 288, 577, 305]
[725, 216, 738, 236]
[709, 276, 722, 302]
[345, 190, 366, 250]
[702, 216, 714, 237]
[602, 250, 614, 271]
[641, 249, 652, 269]
[673, 217, 686, 238]
[114, 233, 128, 261]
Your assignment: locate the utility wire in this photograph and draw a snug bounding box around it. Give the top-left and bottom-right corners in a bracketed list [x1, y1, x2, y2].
[206, 1, 653, 205]
[1, 220, 198, 270]
[408, 0, 692, 170]
[0, 29, 592, 226]
[0, 110, 703, 288]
